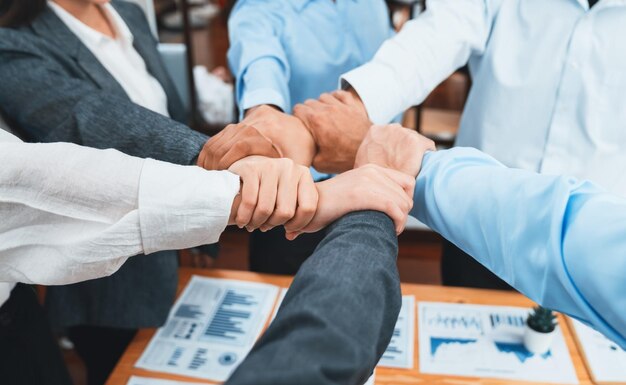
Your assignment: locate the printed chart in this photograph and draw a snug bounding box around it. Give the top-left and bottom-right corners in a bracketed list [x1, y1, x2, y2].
[136, 276, 279, 381]
[570, 318, 626, 384]
[418, 302, 578, 384]
[378, 296, 415, 369]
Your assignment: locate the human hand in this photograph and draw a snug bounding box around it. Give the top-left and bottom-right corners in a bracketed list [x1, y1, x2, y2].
[197, 105, 317, 170]
[285, 164, 415, 240]
[355, 124, 436, 178]
[197, 124, 280, 170]
[243, 105, 316, 167]
[227, 156, 318, 233]
[293, 88, 371, 174]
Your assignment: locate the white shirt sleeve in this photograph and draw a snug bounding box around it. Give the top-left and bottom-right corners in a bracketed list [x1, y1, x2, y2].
[341, 0, 490, 124]
[0, 133, 239, 286]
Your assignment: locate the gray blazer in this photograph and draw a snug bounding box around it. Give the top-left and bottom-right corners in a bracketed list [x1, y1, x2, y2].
[227, 211, 402, 385]
[0, 1, 208, 329]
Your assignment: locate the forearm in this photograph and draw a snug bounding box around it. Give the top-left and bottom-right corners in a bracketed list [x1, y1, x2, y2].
[65, 95, 208, 165]
[228, 0, 291, 118]
[0, 43, 207, 166]
[226, 211, 401, 385]
[412, 148, 626, 347]
[342, 0, 489, 124]
[0, 140, 239, 285]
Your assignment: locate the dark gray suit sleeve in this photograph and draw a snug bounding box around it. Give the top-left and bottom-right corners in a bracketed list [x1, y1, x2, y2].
[0, 29, 206, 165]
[225, 211, 402, 385]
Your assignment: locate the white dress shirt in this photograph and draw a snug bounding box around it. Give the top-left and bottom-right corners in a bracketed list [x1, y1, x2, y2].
[48, 1, 170, 117]
[0, 129, 240, 307]
[343, 0, 626, 195]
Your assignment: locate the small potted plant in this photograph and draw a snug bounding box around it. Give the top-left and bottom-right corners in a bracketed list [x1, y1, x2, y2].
[524, 306, 557, 354]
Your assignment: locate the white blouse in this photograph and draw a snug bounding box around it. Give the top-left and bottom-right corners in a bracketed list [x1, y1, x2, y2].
[0, 129, 239, 306]
[48, 1, 171, 117]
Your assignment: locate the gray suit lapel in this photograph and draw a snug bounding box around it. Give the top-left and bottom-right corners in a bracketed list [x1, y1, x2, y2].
[30, 2, 187, 123]
[113, 1, 187, 123]
[30, 6, 128, 97]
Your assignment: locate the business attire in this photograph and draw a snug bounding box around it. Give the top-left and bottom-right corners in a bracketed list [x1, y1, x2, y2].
[412, 147, 626, 350]
[0, 2, 209, 383]
[0, 128, 239, 384]
[228, 0, 394, 275]
[342, 0, 626, 288]
[226, 212, 401, 385]
[1, 126, 400, 385]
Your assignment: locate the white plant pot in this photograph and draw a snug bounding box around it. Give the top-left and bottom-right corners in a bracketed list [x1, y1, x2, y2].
[523, 325, 556, 355]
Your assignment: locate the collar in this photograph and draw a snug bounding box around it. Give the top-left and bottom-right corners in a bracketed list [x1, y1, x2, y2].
[47, 1, 133, 47]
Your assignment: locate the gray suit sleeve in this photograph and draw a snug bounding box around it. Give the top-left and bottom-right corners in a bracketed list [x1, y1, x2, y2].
[0, 30, 206, 165]
[225, 211, 402, 385]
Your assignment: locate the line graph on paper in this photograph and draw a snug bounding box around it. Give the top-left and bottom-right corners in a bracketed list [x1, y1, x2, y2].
[418, 302, 578, 384]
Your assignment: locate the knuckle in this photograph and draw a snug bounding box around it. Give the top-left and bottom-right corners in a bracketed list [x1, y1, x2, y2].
[257, 206, 273, 217]
[241, 199, 256, 211]
[276, 206, 295, 220]
[300, 203, 317, 216]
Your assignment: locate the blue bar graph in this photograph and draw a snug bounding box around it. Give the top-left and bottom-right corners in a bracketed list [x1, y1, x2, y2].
[175, 304, 205, 320]
[188, 348, 208, 371]
[202, 289, 260, 345]
[489, 313, 526, 329]
[167, 347, 184, 367]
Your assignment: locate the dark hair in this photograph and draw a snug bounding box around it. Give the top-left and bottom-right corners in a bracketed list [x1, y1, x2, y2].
[0, 0, 47, 28]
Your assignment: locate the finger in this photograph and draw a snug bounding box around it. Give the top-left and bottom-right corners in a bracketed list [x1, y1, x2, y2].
[303, 98, 325, 109]
[331, 90, 355, 104]
[319, 92, 342, 106]
[284, 171, 318, 232]
[374, 183, 410, 235]
[236, 171, 260, 228]
[262, 165, 299, 230]
[203, 125, 238, 169]
[210, 127, 251, 170]
[292, 104, 317, 139]
[379, 167, 417, 198]
[218, 136, 280, 170]
[196, 141, 208, 168]
[285, 230, 303, 241]
[249, 165, 279, 230]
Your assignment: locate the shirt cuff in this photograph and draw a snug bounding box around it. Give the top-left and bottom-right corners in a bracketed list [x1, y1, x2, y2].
[240, 88, 288, 119]
[341, 61, 405, 125]
[138, 159, 240, 255]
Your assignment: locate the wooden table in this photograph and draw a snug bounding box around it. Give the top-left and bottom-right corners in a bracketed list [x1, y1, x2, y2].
[106, 268, 592, 385]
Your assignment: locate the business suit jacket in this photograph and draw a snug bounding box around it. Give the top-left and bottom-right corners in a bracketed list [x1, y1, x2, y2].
[227, 211, 402, 385]
[0, 1, 208, 329]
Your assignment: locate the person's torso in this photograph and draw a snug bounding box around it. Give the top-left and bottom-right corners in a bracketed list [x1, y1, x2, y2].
[457, 0, 626, 195]
[283, 0, 394, 109]
[47, 1, 170, 117]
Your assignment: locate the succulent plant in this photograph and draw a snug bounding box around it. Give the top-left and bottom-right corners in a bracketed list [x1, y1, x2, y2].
[527, 306, 557, 333]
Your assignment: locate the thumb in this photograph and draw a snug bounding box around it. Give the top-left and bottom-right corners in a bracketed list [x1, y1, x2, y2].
[285, 231, 302, 241]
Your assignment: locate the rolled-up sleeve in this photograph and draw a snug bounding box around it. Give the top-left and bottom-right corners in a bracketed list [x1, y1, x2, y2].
[411, 148, 626, 348]
[342, 0, 490, 124]
[228, 0, 291, 117]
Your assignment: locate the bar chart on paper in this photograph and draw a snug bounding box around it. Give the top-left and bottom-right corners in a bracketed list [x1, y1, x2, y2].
[379, 296, 415, 369]
[418, 302, 578, 384]
[136, 276, 279, 382]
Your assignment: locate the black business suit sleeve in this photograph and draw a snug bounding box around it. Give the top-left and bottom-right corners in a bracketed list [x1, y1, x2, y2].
[225, 211, 402, 385]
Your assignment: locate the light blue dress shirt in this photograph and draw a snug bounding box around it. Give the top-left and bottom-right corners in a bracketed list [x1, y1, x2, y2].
[228, 0, 393, 117]
[413, 148, 626, 349]
[344, 0, 626, 196]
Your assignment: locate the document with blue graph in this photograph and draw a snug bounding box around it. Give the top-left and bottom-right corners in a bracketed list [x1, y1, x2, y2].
[378, 295, 415, 369]
[418, 302, 578, 384]
[136, 276, 279, 381]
